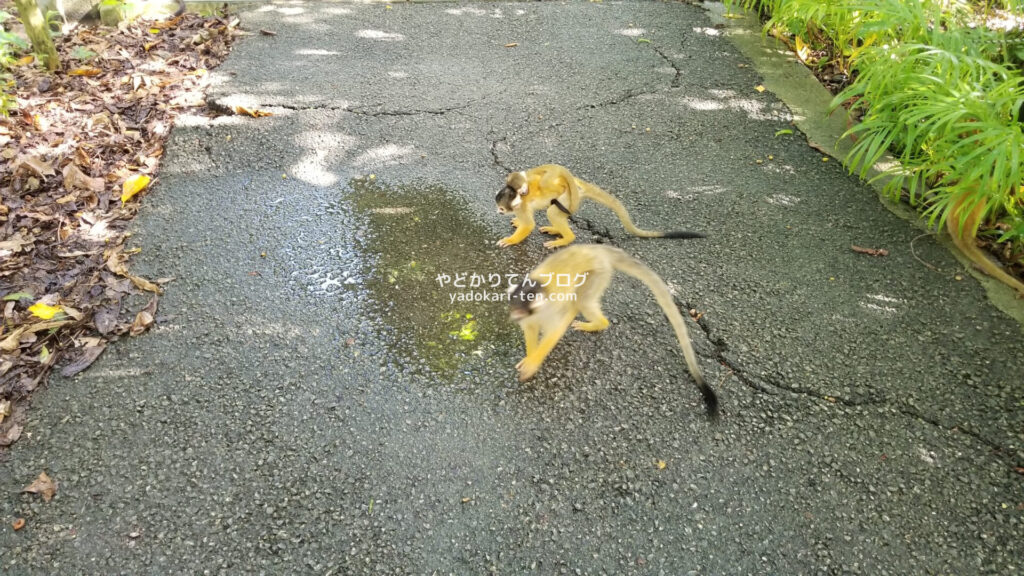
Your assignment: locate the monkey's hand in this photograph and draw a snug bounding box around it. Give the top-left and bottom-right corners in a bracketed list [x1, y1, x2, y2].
[497, 225, 533, 247]
[511, 218, 521, 228]
[516, 358, 540, 381]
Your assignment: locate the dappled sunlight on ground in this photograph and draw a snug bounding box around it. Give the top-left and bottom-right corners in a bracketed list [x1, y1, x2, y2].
[615, 27, 646, 37]
[323, 6, 353, 16]
[859, 293, 906, 315]
[352, 144, 416, 169]
[296, 49, 341, 56]
[766, 193, 801, 207]
[290, 130, 359, 187]
[692, 26, 722, 37]
[677, 88, 794, 121]
[356, 29, 405, 41]
[446, 7, 485, 16]
[256, 4, 305, 16]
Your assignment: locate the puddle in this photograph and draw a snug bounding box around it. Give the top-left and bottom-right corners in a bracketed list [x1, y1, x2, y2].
[345, 178, 540, 376]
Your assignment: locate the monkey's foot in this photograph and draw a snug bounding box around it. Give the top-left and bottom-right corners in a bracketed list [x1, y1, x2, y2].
[497, 236, 522, 247]
[572, 319, 610, 332]
[538, 226, 561, 236]
[516, 358, 540, 381]
[543, 238, 574, 249]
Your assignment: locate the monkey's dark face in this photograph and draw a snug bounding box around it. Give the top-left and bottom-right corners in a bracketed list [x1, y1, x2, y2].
[508, 278, 544, 321]
[495, 185, 517, 214]
[496, 172, 527, 214]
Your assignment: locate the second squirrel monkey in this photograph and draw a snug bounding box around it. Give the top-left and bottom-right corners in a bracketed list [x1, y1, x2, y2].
[495, 164, 705, 248]
[508, 244, 718, 420]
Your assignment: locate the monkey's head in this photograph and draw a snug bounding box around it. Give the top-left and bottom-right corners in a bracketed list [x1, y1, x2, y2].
[496, 171, 528, 214]
[508, 276, 545, 321]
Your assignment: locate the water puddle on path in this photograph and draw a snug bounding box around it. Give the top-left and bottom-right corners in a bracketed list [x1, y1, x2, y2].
[345, 178, 539, 376]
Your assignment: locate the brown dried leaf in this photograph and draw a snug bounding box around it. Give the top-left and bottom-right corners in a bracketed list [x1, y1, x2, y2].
[14, 155, 56, 178]
[0, 327, 27, 352]
[74, 146, 92, 167]
[232, 105, 273, 118]
[62, 163, 106, 193]
[93, 305, 120, 335]
[130, 295, 158, 336]
[130, 311, 154, 336]
[0, 424, 23, 447]
[0, 233, 34, 253]
[69, 67, 103, 76]
[61, 343, 106, 377]
[129, 275, 162, 293]
[23, 471, 57, 502]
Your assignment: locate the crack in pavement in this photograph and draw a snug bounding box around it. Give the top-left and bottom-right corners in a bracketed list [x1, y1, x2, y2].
[651, 45, 683, 88]
[580, 87, 659, 110]
[489, 135, 512, 174]
[209, 99, 473, 117]
[679, 301, 1021, 465]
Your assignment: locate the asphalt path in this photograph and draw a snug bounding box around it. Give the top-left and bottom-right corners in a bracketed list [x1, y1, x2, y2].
[2, 1, 1023, 574]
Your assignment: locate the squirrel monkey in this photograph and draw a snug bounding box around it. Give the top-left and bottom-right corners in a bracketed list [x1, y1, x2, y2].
[508, 244, 719, 420]
[495, 164, 705, 249]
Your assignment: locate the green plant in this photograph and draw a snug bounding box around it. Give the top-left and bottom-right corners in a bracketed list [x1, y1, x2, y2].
[0, 11, 28, 117]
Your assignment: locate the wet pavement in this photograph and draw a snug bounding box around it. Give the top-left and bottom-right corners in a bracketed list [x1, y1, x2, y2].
[2, 1, 1023, 574]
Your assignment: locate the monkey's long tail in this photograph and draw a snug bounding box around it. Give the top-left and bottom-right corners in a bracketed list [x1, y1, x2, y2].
[580, 181, 705, 239]
[610, 249, 719, 420]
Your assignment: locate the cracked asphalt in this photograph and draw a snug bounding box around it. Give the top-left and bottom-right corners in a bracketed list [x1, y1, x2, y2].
[3, 1, 1024, 574]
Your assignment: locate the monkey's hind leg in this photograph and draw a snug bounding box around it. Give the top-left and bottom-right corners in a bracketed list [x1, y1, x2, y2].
[541, 204, 576, 249]
[572, 301, 610, 332]
[571, 269, 611, 332]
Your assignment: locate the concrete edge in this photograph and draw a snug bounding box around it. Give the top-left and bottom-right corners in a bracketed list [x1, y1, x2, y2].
[703, 0, 1024, 327]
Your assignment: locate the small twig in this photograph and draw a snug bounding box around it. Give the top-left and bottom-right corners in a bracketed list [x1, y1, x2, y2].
[259, 29, 277, 36]
[851, 245, 889, 257]
[910, 233, 941, 272]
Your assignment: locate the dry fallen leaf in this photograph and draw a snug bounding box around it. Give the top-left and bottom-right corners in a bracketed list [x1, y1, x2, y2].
[23, 472, 57, 502]
[120, 174, 151, 203]
[61, 343, 107, 378]
[93, 305, 120, 335]
[130, 296, 158, 336]
[0, 399, 10, 424]
[755, 85, 766, 93]
[68, 67, 103, 76]
[14, 155, 56, 178]
[655, 460, 667, 470]
[0, 424, 23, 446]
[63, 163, 105, 193]
[12, 518, 26, 531]
[129, 275, 162, 293]
[232, 105, 274, 118]
[0, 327, 27, 352]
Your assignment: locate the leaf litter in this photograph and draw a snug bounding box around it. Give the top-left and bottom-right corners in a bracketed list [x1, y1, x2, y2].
[1, 8, 240, 448]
